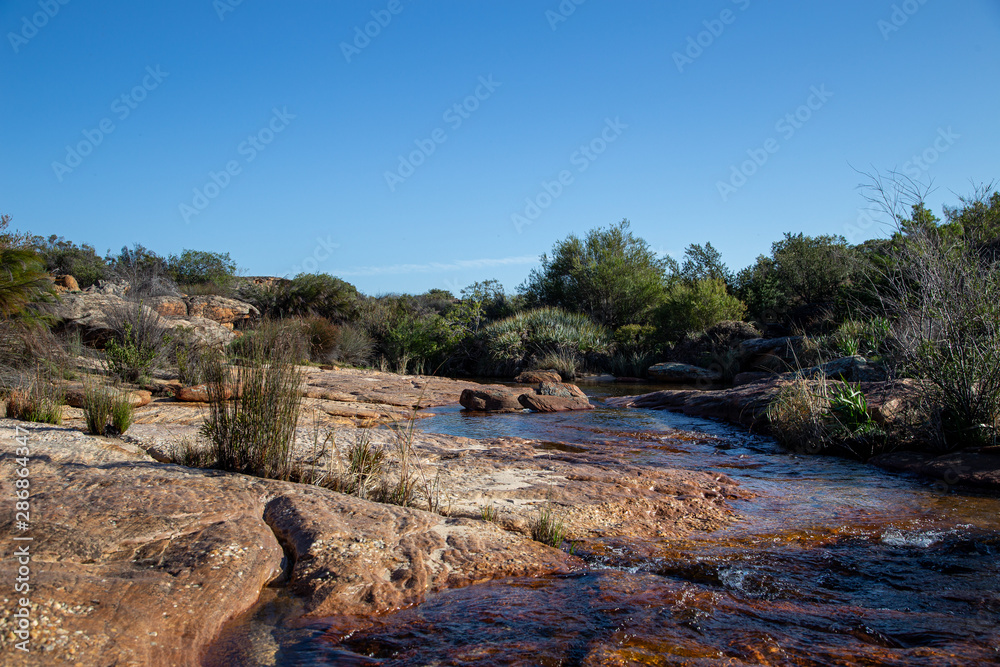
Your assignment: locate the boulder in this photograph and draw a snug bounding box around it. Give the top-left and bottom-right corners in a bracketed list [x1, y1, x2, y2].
[64, 387, 153, 408]
[537, 381, 587, 399]
[518, 393, 593, 412]
[732, 371, 770, 386]
[147, 295, 188, 318]
[53, 274, 80, 292]
[798, 356, 883, 382]
[459, 387, 525, 412]
[175, 383, 240, 402]
[186, 295, 257, 326]
[648, 362, 722, 384]
[514, 370, 562, 384]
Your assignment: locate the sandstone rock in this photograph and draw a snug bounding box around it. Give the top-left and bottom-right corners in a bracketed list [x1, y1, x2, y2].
[53, 274, 80, 292]
[518, 393, 593, 412]
[536, 381, 587, 399]
[515, 370, 562, 384]
[186, 295, 258, 326]
[798, 356, 881, 382]
[733, 371, 770, 386]
[460, 387, 525, 412]
[648, 362, 722, 384]
[576, 374, 618, 383]
[147, 295, 189, 318]
[63, 386, 152, 408]
[175, 383, 241, 402]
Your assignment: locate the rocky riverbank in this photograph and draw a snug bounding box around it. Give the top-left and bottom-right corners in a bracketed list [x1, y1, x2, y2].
[0, 367, 743, 666]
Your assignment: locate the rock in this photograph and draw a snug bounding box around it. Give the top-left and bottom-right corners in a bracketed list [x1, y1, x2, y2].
[798, 356, 881, 382]
[41, 292, 238, 347]
[515, 370, 562, 384]
[63, 387, 152, 408]
[175, 383, 241, 402]
[53, 274, 80, 292]
[0, 421, 582, 665]
[518, 393, 593, 412]
[648, 362, 722, 384]
[147, 295, 189, 318]
[872, 449, 1000, 490]
[607, 378, 787, 430]
[536, 381, 587, 399]
[738, 336, 804, 358]
[576, 374, 618, 383]
[733, 371, 770, 386]
[185, 295, 258, 327]
[459, 387, 525, 412]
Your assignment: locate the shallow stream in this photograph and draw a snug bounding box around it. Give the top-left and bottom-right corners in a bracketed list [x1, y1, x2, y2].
[206, 384, 1000, 666]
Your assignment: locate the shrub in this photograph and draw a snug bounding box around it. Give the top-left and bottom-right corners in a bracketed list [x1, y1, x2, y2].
[227, 319, 309, 365]
[481, 307, 612, 373]
[604, 350, 659, 378]
[30, 235, 108, 288]
[174, 340, 219, 387]
[298, 316, 340, 363]
[6, 369, 64, 425]
[167, 249, 238, 291]
[332, 324, 374, 366]
[106, 244, 178, 297]
[202, 328, 304, 480]
[529, 506, 566, 548]
[613, 324, 659, 354]
[103, 301, 170, 383]
[244, 274, 359, 322]
[657, 278, 747, 339]
[82, 383, 134, 436]
[0, 248, 53, 318]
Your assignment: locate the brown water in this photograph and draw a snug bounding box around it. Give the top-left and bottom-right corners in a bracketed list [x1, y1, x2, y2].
[206, 385, 1000, 666]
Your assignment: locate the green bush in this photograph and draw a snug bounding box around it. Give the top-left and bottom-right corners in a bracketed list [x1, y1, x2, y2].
[83, 383, 134, 436]
[30, 235, 108, 288]
[332, 324, 374, 367]
[167, 249, 238, 291]
[243, 273, 359, 322]
[657, 278, 746, 339]
[298, 316, 340, 363]
[481, 307, 612, 373]
[613, 324, 659, 354]
[103, 302, 169, 384]
[202, 329, 304, 480]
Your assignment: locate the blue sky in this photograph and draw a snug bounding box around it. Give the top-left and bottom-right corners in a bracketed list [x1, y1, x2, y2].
[2, 0, 998, 295]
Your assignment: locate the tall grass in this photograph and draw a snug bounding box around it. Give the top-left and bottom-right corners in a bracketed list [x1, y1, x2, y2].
[529, 505, 566, 548]
[202, 328, 304, 480]
[82, 381, 134, 436]
[5, 368, 64, 425]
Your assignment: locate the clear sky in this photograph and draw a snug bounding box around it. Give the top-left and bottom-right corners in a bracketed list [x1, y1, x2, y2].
[2, 0, 998, 296]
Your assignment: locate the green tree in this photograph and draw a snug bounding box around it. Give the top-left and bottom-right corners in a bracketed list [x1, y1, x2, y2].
[167, 249, 238, 288]
[0, 215, 54, 317]
[30, 235, 108, 288]
[520, 219, 669, 328]
[679, 242, 733, 285]
[657, 277, 746, 338]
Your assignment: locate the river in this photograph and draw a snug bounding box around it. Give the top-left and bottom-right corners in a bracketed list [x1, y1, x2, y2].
[206, 384, 1000, 666]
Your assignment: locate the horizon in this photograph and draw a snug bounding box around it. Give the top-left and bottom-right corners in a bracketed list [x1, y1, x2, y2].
[3, 1, 999, 295]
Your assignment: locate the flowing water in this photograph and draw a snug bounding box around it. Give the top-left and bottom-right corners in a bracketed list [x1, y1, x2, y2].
[207, 384, 1000, 666]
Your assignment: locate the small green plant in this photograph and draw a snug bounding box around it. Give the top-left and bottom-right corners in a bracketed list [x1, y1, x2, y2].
[176, 438, 216, 468]
[828, 382, 870, 431]
[6, 371, 64, 425]
[480, 503, 500, 523]
[529, 505, 566, 548]
[342, 432, 386, 500]
[83, 383, 135, 436]
[110, 394, 134, 435]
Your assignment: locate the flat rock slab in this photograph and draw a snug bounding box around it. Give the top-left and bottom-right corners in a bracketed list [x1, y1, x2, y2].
[871, 449, 1000, 490]
[0, 421, 579, 666]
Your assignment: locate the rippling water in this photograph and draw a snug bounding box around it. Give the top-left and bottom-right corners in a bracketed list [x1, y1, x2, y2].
[206, 384, 1000, 666]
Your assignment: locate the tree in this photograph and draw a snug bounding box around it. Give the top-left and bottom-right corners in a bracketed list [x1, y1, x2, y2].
[0, 215, 54, 317]
[30, 235, 108, 288]
[520, 219, 669, 328]
[679, 242, 733, 285]
[106, 244, 177, 298]
[167, 249, 238, 287]
[657, 277, 746, 338]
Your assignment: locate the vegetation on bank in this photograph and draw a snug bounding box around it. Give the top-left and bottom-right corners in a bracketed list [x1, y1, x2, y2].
[1, 173, 998, 461]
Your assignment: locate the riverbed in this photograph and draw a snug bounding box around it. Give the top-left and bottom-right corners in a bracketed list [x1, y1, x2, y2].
[206, 384, 1000, 666]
